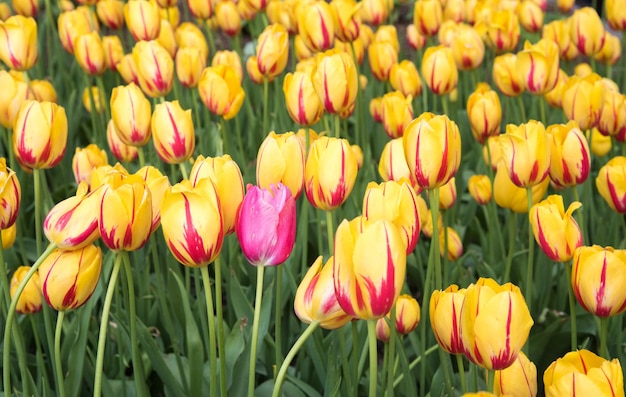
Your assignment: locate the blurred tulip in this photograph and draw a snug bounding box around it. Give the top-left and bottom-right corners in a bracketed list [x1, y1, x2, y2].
[267, 0, 297, 34]
[212, 50, 243, 83]
[257, 131, 305, 199]
[106, 120, 139, 163]
[403, 113, 461, 190]
[330, 0, 361, 42]
[10, 266, 41, 314]
[132, 40, 174, 98]
[483, 136, 502, 171]
[542, 20, 579, 61]
[1, 223, 15, 249]
[151, 101, 194, 164]
[389, 60, 422, 98]
[294, 256, 352, 329]
[0, 15, 37, 71]
[246, 55, 265, 84]
[235, 183, 296, 267]
[494, 352, 537, 397]
[186, 0, 212, 19]
[498, 121, 550, 188]
[297, 1, 335, 53]
[39, 245, 102, 311]
[294, 36, 314, 61]
[158, 5, 179, 27]
[368, 40, 397, 82]
[175, 22, 208, 62]
[430, 284, 466, 354]
[0, 71, 32, 128]
[96, 0, 124, 29]
[494, 162, 549, 213]
[304, 136, 358, 211]
[58, 8, 97, 54]
[0, 158, 20, 230]
[135, 165, 170, 233]
[378, 138, 417, 189]
[215, 1, 241, 36]
[596, 156, 626, 213]
[493, 53, 525, 97]
[461, 278, 533, 370]
[11, 0, 37, 16]
[0, 4, 10, 21]
[544, 349, 624, 397]
[437, 177, 457, 210]
[437, 20, 457, 47]
[557, 0, 574, 12]
[283, 70, 324, 126]
[376, 294, 420, 341]
[73, 32, 106, 75]
[312, 50, 358, 115]
[570, 7, 605, 56]
[439, 227, 463, 261]
[421, 45, 458, 95]
[481, 9, 520, 53]
[589, 128, 612, 156]
[155, 18, 177, 57]
[175, 47, 205, 88]
[544, 69, 567, 108]
[198, 64, 245, 120]
[380, 91, 413, 139]
[102, 35, 123, 71]
[333, 217, 406, 319]
[561, 74, 604, 131]
[607, 0, 626, 30]
[598, 90, 626, 137]
[466, 83, 501, 144]
[124, 0, 160, 41]
[450, 24, 484, 71]
[190, 155, 243, 234]
[517, 0, 543, 33]
[256, 23, 289, 79]
[370, 96, 383, 123]
[406, 24, 426, 50]
[116, 54, 140, 85]
[468, 175, 492, 205]
[110, 83, 152, 146]
[594, 32, 621, 66]
[413, 0, 442, 36]
[530, 195, 582, 262]
[359, 0, 390, 25]
[161, 178, 223, 267]
[90, 163, 129, 190]
[516, 39, 560, 95]
[82, 86, 105, 115]
[443, 0, 464, 22]
[13, 100, 67, 170]
[72, 144, 108, 185]
[546, 121, 590, 188]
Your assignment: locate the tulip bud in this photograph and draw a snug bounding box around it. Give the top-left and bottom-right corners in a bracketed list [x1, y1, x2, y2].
[461, 278, 534, 370]
[198, 64, 245, 120]
[359, 0, 390, 25]
[557, 0, 574, 13]
[297, 1, 336, 53]
[430, 284, 466, 354]
[421, 45, 458, 95]
[493, 53, 525, 97]
[256, 23, 289, 79]
[561, 74, 605, 131]
[544, 69, 568, 108]
[99, 175, 152, 251]
[214, 2, 241, 36]
[175, 47, 205, 88]
[468, 175, 492, 205]
[283, 70, 324, 126]
[0, 15, 38, 71]
[13, 100, 68, 170]
[482, 10, 520, 53]
[607, 0, 626, 30]
[546, 121, 590, 188]
[82, 86, 106, 114]
[378, 138, 418, 190]
[90, 163, 130, 191]
[570, 7, 605, 56]
[39, 245, 102, 311]
[466, 83, 501, 144]
[517, 0, 543, 33]
[235, 183, 296, 267]
[333, 217, 406, 320]
[413, 0, 442, 36]
[304, 136, 358, 211]
[330, 0, 361, 42]
[516, 39, 560, 95]
[403, 113, 462, 190]
[102, 35, 123, 71]
[439, 227, 463, 261]
[96, 0, 125, 29]
[450, 24, 484, 71]
[57, 8, 97, 54]
[72, 144, 109, 185]
[0, 4, 10, 21]
[11, 0, 38, 16]
[596, 156, 626, 213]
[161, 178, 224, 267]
[312, 50, 358, 115]
[124, 0, 160, 41]
[542, 20, 579, 61]
[494, 352, 537, 397]
[376, 294, 420, 341]
[368, 40, 397, 82]
[597, 90, 626, 137]
[135, 165, 170, 233]
[437, 177, 457, 210]
[294, 256, 352, 329]
[175, 22, 208, 63]
[370, 96, 383, 123]
[494, 162, 549, 213]
[0, 71, 32, 128]
[380, 91, 413, 139]
[110, 83, 152, 147]
[186, 0, 212, 19]
[132, 40, 174, 98]
[212, 50, 243, 83]
[530, 195, 582, 263]
[256, 131, 305, 199]
[0, 158, 21, 230]
[498, 121, 551, 188]
[154, 19, 177, 58]
[106, 120, 139, 163]
[116, 54, 139, 85]
[544, 349, 624, 397]
[389, 60, 422, 99]
[151, 100, 195, 164]
[406, 24, 426, 50]
[10, 266, 41, 314]
[594, 32, 621, 66]
[190, 155, 243, 235]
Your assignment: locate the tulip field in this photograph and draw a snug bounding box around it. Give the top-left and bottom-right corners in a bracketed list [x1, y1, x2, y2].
[3, 0, 626, 395]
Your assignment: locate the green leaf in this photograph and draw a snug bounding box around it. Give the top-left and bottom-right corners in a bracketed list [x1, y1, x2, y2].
[225, 320, 245, 389]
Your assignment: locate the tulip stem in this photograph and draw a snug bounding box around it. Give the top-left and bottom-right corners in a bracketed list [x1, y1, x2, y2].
[275, 265, 283, 371]
[430, 188, 442, 290]
[503, 212, 516, 282]
[325, 210, 335, 256]
[538, 97, 547, 124]
[600, 317, 609, 359]
[352, 321, 359, 397]
[334, 114, 341, 138]
[203, 20, 216, 59]
[525, 188, 534, 314]
[339, 326, 354, 396]
[96, 75, 111, 122]
[137, 147, 146, 168]
[248, 264, 266, 397]
[486, 369, 495, 392]
[393, 344, 438, 387]
[563, 261, 578, 351]
[272, 321, 320, 397]
[367, 320, 378, 397]
[179, 161, 189, 181]
[214, 256, 228, 397]
[200, 266, 218, 397]
[386, 307, 397, 397]
[93, 253, 123, 397]
[571, 187, 585, 245]
[54, 311, 67, 397]
[3, 244, 57, 396]
[263, 77, 270, 136]
[34, 169, 43, 256]
[456, 354, 467, 394]
[516, 95, 527, 123]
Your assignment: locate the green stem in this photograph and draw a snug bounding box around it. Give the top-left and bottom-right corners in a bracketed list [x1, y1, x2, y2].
[352, 321, 359, 397]
[54, 311, 67, 397]
[34, 169, 43, 255]
[393, 344, 439, 387]
[275, 265, 283, 371]
[326, 210, 334, 256]
[334, 113, 341, 138]
[456, 354, 467, 394]
[200, 266, 218, 397]
[299, 201, 310, 276]
[487, 369, 495, 392]
[539, 97, 547, 124]
[93, 253, 123, 397]
[339, 326, 354, 396]
[441, 95, 450, 116]
[420, 231, 435, 397]
[137, 146, 146, 168]
[214, 256, 228, 397]
[179, 161, 189, 180]
[96, 75, 111, 122]
[430, 188, 442, 290]
[438, 348, 454, 395]
[516, 95, 527, 123]
[572, 186, 586, 245]
[219, 118, 228, 156]
[525, 188, 534, 310]
[600, 317, 609, 359]
[204, 20, 216, 57]
[381, 340, 389, 393]
[367, 320, 378, 397]
[503, 212, 516, 282]
[386, 307, 396, 397]
[563, 261, 578, 351]
[272, 321, 320, 397]
[248, 265, 266, 397]
[262, 77, 269, 137]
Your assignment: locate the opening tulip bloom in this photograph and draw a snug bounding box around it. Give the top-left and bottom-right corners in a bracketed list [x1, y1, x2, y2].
[72, 144, 109, 185]
[283, 70, 324, 126]
[421, 45, 458, 95]
[151, 100, 195, 164]
[235, 183, 296, 267]
[529, 195, 582, 263]
[498, 121, 551, 188]
[494, 162, 549, 213]
[124, 0, 161, 41]
[333, 217, 406, 320]
[256, 23, 289, 79]
[596, 156, 626, 213]
[198, 64, 245, 120]
[312, 50, 358, 115]
[494, 352, 538, 397]
[378, 138, 418, 190]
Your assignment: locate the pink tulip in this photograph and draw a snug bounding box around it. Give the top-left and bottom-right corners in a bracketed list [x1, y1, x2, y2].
[235, 183, 296, 266]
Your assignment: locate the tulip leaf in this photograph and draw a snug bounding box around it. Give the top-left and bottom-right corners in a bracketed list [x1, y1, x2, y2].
[229, 269, 254, 326]
[285, 374, 322, 397]
[64, 297, 96, 397]
[225, 319, 246, 388]
[255, 379, 307, 397]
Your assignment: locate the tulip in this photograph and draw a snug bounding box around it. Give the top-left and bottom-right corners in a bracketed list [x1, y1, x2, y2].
[11, 0, 38, 16]
[175, 22, 208, 62]
[312, 50, 358, 115]
[529, 195, 582, 263]
[494, 352, 537, 397]
[39, 245, 102, 311]
[359, 0, 390, 25]
[443, 0, 464, 23]
[516, 39, 560, 95]
[413, 0, 442, 36]
[102, 35, 123, 71]
[607, 0, 626, 30]
[186, 0, 212, 19]
[378, 138, 418, 189]
[437, 177, 457, 210]
[132, 40, 174, 98]
[0, 158, 21, 230]
[1, 223, 16, 249]
[90, 163, 130, 190]
[368, 40, 397, 82]
[596, 156, 626, 213]
[161, 178, 223, 267]
[0, 4, 10, 21]
[437, 20, 457, 47]
[333, 217, 406, 319]
[189, 155, 243, 235]
[330, 0, 361, 42]
[159, 6, 180, 28]
[294, 256, 352, 329]
[429, 284, 466, 355]
[106, 120, 138, 163]
[99, 175, 152, 251]
[493, 53, 525, 97]
[73, 32, 106, 75]
[214, 1, 241, 36]
[546, 121, 590, 188]
[135, 165, 170, 233]
[561, 74, 605, 131]
[421, 45, 457, 95]
[483, 136, 503, 171]
[72, 144, 108, 185]
[544, 349, 624, 397]
[460, 278, 534, 370]
[481, 9, 520, 53]
[498, 121, 550, 188]
[389, 60, 422, 99]
[597, 90, 626, 137]
[256, 23, 289, 79]
[403, 113, 462, 190]
[517, 0, 543, 33]
[9, 266, 41, 314]
[57, 8, 97, 54]
[380, 91, 413, 139]
[212, 50, 243, 83]
[544, 69, 567, 108]
[82, 86, 106, 114]
[370, 96, 383, 123]
[376, 294, 420, 341]
[542, 20, 579, 61]
[468, 175, 492, 205]
[198, 64, 245, 120]
[110, 83, 152, 146]
[439, 227, 463, 261]
[494, 162, 549, 213]
[466, 83, 502, 144]
[363, 180, 420, 254]
[0, 15, 37, 71]
[304, 136, 358, 211]
[13, 100, 68, 170]
[151, 101, 194, 164]
[96, 0, 125, 29]
[283, 70, 324, 126]
[570, 7, 605, 56]
[594, 33, 621, 66]
[0, 71, 32, 128]
[256, 131, 305, 199]
[406, 24, 426, 50]
[116, 54, 140, 85]
[175, 47, 205, 88]
[557, 0, 574, 12]
[235, 183, 296, 267]
[246, 55, 265, 84]
[450, 24, 484, 71]
[124, 0, 160, 41]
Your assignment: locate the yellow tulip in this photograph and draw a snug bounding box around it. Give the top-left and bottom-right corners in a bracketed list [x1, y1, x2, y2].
[405, 24, 426, 50]
[597, 89, 626, 137]
[542, 20, 579, 61]
[450, 24, 485, 71]
[116, 54, 140, 85]
[175, 22, 209, 62]
[11, 0, 38, 17]
[106, 120, 138, 163]
[132, 40, 174, 98]
[214, 1, 241, 36]
[368, 40, 398, 82]
[96, 0, 125, 29]
[198, 64, 245, 120]
[380, 90, 413, 139]
[376, 294, 420, 341]
[389, 60, 422, 98]
[421, 45, 458, 95]
[110, 83, 152, 146]
[124, 0, 161, 41]
[135, 165, 171, 233]
[151, 100, 195, 164]
[256, 23, 289, 79]
[256, 131, 305, 199]
[72, 144, 109, 185]
[596, 156, 626, 213]
[466, 83, 502, 144]
[437, 177, 457, 210]
[10, 266, 41, 314]
[378, 138, 418, 190]
[517, 0, 543, 33]
[569, 7, 605, 56]
[498, 121, 551, 188]
[57, 7, 98, 54]
[74, 31, 106, 75]
[468, 175, 492, 205]
[561, 73, 605, 131]
[607, 0, 626, 30]
[429, 284, 466, 355]
[494, 352, 537, 397]
[283, 69, 324, 126]
[546, 121, 590, 188]
[413, 0, 442, 37]
[330, 0, 361, 42]
[186, 0, 212, 19]
[516, 39, 560, 95]
[529, 195, 582, 262]
[493, 53, 525, 97]
[494, 162, 549, 213]
[0, 15, 37, 71]
[312, 50, 358, 115]
[0, 158, 20, 230]
[102, 35, 123, 71]
[359, 0, 390, 26]
[175, 47, 206, 88]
